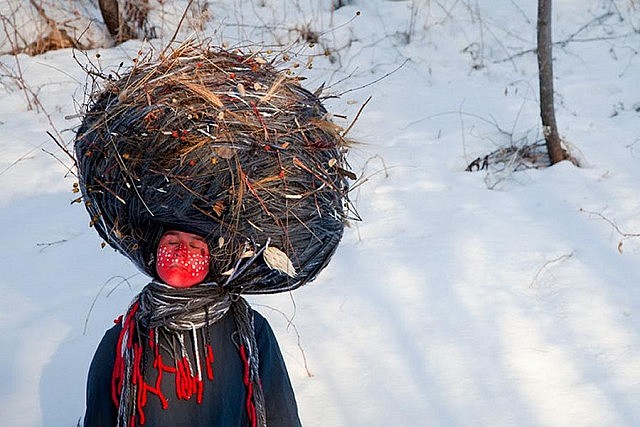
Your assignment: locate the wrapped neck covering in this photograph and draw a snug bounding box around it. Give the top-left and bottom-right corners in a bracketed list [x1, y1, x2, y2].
[112, 282, 266, 427]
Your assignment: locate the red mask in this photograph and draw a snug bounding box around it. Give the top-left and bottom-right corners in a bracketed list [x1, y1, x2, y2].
[156, 231, 210, 288]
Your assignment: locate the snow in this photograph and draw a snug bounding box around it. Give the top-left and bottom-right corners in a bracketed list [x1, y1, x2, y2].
[1, 0, 640, 426]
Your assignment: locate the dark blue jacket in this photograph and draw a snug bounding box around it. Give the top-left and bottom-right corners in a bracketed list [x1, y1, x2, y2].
[84, 310, 301, 426]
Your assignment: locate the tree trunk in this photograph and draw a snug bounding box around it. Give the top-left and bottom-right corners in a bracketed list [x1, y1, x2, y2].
[98, 0, 135, 43]
[537, 0, 566, 165]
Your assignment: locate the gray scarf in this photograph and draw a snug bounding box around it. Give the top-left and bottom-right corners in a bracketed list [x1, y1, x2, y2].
[113, 281, 266, 427]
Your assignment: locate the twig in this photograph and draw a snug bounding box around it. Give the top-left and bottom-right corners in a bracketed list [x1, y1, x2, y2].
[46, 130, 76, 165]
[83, 274, 139, 335]
[529, 252, 573, 288]
[558, 12, 615, 48]
[35, 239, 69, 252]
[0, 42, 33, 110]
[41, 147, 77, 178]
[580, 208, 640, 238]
[494, 14, 631, 65]
[0, 147, 38, 176]
[253, 299, 313, 377]
[159, 0, 195, 58]
[403, 109, 510, 134]
[349, 153, 390, 193]
[580, 208, 640, 253]
[337, 58, 410, 97]
[341, 95, 370, 138]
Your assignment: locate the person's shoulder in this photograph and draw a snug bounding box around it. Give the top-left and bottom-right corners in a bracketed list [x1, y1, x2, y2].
[252, 308, 268, 324]
[251, 308, 272, 330]
[88, 320, 122, 377]
[251, 308, 278, 341]
[106, 319, 123, 335]
[96, 319, 123, 349]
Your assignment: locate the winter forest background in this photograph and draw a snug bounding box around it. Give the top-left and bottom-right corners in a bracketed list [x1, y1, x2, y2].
[1, 0, 640, 426]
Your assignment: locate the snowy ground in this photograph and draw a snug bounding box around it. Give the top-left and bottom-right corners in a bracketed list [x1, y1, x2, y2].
[1, 0, 640, 426]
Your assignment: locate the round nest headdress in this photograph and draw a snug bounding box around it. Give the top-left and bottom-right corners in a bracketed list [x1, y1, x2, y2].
[74, 42, 354, 294]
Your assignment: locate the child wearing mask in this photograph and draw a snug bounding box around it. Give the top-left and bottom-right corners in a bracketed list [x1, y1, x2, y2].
[84, 229, 301, 427]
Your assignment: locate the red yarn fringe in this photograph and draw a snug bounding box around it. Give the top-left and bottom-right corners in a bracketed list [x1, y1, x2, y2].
[239, 344, 258, 427]
[111, 304, 216, 425]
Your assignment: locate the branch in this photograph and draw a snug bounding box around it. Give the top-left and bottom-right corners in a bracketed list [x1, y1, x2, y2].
[341, 95, 370, 138]
[494, 12, 629, 64]
[253, 300, 313, 377]
[159, 0, 196, 58]
[337, 58, 410, 97]
[580, 208, 640, 238]
[84, 274, 139, 335]
[529, 252, 574, 288]
[580, 208, 640, 253]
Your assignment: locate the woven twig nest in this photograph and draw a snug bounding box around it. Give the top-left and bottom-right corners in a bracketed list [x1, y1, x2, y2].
[74, 42, 353, 294]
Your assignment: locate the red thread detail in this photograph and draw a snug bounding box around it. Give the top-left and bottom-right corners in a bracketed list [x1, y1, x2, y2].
[111, 302, 218, 424]
[174, 356, 198, 400]
[182, 358, 192, 397]
[205, 344, 214, 380]
[112, 301, 140, 408]
[175, 358, 184, 399]
[148, 329, 155, 348]
[196, 379, 204, 404]
[152, 353, 172, 409]
[132, 343, 147, 425]
[250, 101, 268, 141]
[239, 345, 257, 427]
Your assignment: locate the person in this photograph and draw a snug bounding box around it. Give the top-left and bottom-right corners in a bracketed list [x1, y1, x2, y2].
[84, 229, 302, 427]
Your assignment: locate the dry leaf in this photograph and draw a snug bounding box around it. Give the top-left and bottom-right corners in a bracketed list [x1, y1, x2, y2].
[240, 250, 255, 258]
[263, 246, 297, 277]
[337, 167, 357, 180]
[214, 146, 235, 159]
[177, 79, 224, 107]
[212, 200, 225, 217]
